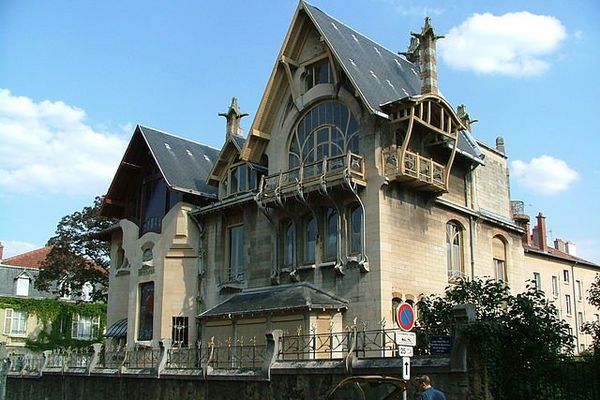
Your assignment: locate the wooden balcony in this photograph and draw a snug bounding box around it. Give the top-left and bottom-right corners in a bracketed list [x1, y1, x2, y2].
[383, 148, 446, 192]
[257, 153, 366, 205]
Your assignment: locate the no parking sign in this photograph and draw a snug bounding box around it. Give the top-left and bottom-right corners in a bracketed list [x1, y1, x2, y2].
[395, 303, 415, 331]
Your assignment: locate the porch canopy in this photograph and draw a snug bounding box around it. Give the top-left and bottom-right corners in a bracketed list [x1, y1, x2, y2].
[198, 283, 348, 320]
[105, 318, 127, 338]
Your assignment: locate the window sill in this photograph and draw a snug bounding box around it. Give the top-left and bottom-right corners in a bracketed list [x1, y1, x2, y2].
[297, 264, 316, 270]
[319, 261, 337, 268]
[116, 269, 130, 277]
[219, 281, 246, 293]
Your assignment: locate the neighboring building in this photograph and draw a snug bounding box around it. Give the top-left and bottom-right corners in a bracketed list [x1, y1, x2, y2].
[0, 244, 103, 352]
[100, 1, 598, 352]
[512, 208, 600, 353]
[0, 246, 54, 351]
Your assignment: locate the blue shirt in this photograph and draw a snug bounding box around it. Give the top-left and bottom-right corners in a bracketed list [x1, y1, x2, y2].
[420, 386, 447, 400]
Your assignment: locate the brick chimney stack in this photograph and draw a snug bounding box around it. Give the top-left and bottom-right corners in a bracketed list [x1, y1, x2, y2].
[535, 213, 548, 252]
[219, 97, 248, 141]
[412, 17, 444, 95]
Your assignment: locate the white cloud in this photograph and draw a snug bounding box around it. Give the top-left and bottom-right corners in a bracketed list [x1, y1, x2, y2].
[0, 89, 128, 195]
[0, 240, 39, 259]
[439, 12, 566, 76]
[511, 155, 578, 195]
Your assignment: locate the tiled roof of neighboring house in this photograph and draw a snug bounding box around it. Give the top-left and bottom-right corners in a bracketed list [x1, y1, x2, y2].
[302, 2, 483, 163]
[199, 283, 348, 319]
[139, 125, 220, 198]
[524, 244, 600, 268]
[1, 247, 51, 269]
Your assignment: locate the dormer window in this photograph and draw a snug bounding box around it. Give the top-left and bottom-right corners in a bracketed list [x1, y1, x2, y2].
[15, 275, 30, 297]
[226, 163, 265, 196]
[305, 59, 333, 91]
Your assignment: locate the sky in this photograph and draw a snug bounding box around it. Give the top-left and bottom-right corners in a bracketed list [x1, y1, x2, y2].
[0, 0, 599, 263]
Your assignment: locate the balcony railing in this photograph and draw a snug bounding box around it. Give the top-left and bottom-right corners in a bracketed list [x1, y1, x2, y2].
[259, 153, 365, 202]
[383, 148, 446, 192]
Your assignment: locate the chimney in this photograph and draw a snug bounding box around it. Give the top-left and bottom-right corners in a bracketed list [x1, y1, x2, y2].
[218, 97, 248, 141]
[0, 241, 3, 260]
[565, 241, 577, 257]
[554, 238, 566, 253]
[412, 17, 444, 95]
[535, 213, 548, 252]
[495, 137, 505, 154]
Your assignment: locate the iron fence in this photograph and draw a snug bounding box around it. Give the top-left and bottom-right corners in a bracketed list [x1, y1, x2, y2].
[97, 349, 126, 369]
[8, 354, 44, 374]
[125, 348, 160, 369]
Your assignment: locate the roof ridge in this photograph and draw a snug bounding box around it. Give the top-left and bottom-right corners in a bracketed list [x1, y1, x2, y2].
[302, 2, 416, 69]
[2, 246, 51, 262]
[138, 124, 221, 151]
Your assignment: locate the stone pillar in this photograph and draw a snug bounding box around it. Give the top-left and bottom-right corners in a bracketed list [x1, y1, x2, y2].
[413, 17, 444, 95]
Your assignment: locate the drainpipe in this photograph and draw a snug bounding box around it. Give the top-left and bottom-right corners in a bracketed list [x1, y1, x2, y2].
[570, 260, 580, 352]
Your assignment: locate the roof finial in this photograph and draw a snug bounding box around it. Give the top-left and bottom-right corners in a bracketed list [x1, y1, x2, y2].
[457, 104, 478, 132]
[219, 97, 248, 139]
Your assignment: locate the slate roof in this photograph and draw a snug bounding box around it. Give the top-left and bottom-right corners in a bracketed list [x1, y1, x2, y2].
[302, 2, 483, 163]
[199, 283, 348, 319]
[303, 2, 421, 117]
[138, 125, 220, 198]
[231, 135, 246, 152]
[0, 264, 55, 299]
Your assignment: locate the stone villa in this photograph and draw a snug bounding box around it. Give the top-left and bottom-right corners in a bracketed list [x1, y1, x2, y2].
[99, 2, 599, 352]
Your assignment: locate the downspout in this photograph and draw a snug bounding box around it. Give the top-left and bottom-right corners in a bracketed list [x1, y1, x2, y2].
[256, 175, 280, 285]
[343, 160, 369, 272]
[466, 165, 477, 279]
[570, 260, 580, 352]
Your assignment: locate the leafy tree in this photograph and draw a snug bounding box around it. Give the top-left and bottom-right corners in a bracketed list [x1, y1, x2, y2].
[418, 278, 573, 400]
[35, 196, 115, 302]
[581, 274, 600, 351]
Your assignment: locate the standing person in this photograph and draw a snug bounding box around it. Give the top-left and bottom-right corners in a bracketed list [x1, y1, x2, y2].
[415, 375, 447, 400]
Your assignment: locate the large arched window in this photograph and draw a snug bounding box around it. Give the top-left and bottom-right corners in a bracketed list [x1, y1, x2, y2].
[446, 222, 464, 280]
[288, 101, 360, 168]
[492, 236, 507, 281]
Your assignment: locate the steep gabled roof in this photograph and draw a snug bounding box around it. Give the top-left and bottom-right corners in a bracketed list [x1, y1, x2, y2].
[138, 125, 219, 197]
[302, 2, 421, 116]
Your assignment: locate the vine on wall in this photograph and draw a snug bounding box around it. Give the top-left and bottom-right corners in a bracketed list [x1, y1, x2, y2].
[0, 296, 106, 351]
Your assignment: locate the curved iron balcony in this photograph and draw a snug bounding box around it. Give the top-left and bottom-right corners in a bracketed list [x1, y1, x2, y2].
[382, 148, 446, 192]
[257, 152, 366, 205]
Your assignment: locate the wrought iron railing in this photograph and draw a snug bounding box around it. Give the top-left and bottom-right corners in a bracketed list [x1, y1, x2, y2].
[8, 353, 44, 374]
[45, 349, 93, 369]
[97, 349, 126, 369]
[125, 348, 160, 369]
[259, 152, 365, 197]
[383, 148, 446, 190]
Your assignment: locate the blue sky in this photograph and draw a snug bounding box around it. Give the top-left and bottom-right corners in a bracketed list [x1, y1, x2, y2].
[0, 0, 599, 263]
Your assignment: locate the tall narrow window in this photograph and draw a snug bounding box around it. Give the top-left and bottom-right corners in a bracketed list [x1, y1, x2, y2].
[565, 294, 572, 315]
[552, 276, 559, 297]
[304, 216, 316, 264]
[172, 316, 189, 348]
[4, 309, 27, 336]
[446, 222, 464, 280]
[349, 205, 362, 254]
[324, 208, 338, 260]
[577, 312, 583, 329]
[563, 270, 570, 284]
[228, 225, 245, 281]
[283, 221, 294, 268]
[533, 273, 541, 291]
[576, 280, 583, 301]
[493, 236, 507, 282]
[72, 314, 100, 340]
[138, 282, 154, 341]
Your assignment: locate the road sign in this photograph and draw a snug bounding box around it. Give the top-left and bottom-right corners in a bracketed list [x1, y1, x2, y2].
[396, 303, 415, 331]
[396, 331, 416, 347]
[402, 357, 411, 380]
[397, 346, 413, 357]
